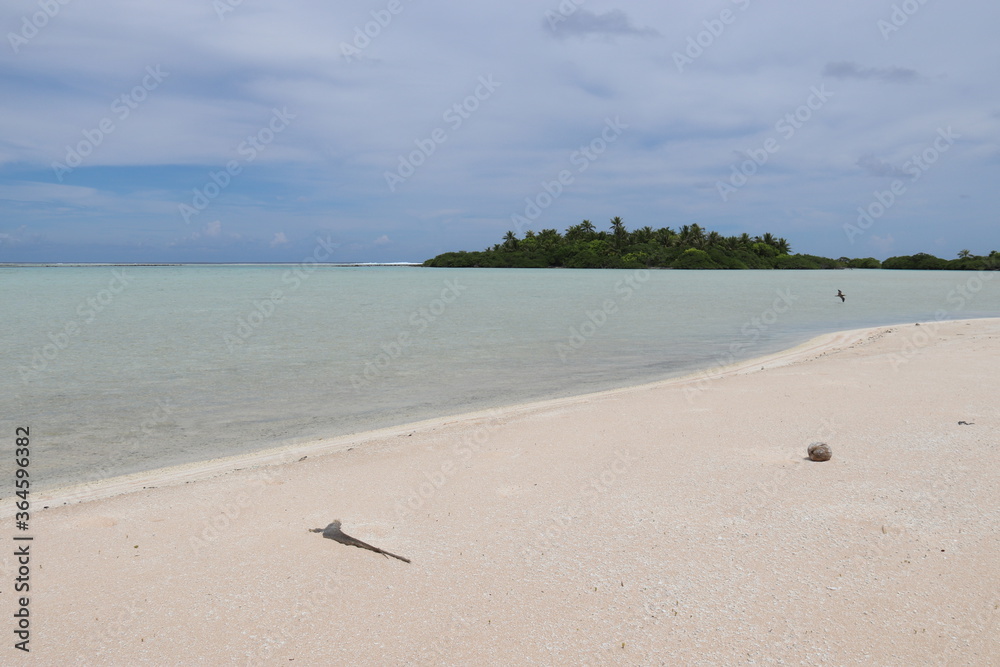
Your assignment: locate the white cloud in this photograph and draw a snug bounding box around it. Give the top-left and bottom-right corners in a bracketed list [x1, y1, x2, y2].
[270, 231, 289, 247]
[0, 181, 104, 204]
[1, 1, 998, 261]
[544, 9, 660, 40]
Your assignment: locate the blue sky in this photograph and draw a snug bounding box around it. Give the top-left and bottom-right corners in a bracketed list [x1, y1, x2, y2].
[1, 0, 998, 263]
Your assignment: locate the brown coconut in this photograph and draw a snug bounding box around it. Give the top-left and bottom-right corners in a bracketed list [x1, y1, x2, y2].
[808, 442, 832, 461]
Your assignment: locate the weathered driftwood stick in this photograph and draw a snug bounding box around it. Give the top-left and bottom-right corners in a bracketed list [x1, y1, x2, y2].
[310, 520, 411, 563]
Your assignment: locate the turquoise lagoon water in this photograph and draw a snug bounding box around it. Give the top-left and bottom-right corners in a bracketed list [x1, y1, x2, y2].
[1, 265, 997, 491]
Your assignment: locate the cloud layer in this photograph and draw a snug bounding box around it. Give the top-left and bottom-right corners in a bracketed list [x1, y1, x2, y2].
[1, 1, 998, 262]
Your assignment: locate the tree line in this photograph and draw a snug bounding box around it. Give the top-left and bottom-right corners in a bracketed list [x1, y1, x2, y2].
[423, 218, 998, 270]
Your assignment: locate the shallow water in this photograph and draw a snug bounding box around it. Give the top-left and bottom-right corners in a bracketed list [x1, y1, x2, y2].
[2, 265, 997, 490]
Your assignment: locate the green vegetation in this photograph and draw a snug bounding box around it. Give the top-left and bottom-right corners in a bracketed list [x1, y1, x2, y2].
[424, 218, 998, 270]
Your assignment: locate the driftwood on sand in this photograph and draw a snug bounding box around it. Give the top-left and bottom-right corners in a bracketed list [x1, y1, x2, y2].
[310, 520, 411, 563]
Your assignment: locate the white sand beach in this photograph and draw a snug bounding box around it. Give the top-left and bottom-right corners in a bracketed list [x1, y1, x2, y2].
[6, 318, 999, 665]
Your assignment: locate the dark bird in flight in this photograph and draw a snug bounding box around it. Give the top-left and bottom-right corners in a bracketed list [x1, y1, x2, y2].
[310, 520, 411, 563]
[836, 290, 846, 302]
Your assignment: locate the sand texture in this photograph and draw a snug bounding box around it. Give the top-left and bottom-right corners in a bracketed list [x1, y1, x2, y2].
[3, 319, 999, 665]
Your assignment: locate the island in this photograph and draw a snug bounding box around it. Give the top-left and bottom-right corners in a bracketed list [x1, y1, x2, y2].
[424, 218, 998, 270]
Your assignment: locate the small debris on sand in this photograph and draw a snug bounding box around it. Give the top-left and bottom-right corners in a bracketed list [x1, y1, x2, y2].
[310, 520, 411, 563]
[808, 442, 832, 462]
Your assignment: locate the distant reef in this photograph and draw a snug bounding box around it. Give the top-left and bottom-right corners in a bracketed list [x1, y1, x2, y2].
[424, 218, 998, 270]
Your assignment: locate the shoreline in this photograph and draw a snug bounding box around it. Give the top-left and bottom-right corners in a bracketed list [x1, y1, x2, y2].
[10, 318, 985, 515]
[10, 316, 999, 663]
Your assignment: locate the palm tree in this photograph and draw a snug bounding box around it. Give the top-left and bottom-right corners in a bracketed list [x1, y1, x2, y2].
[678, 225, 691, 247]
[631, 226, 654, 244]
[958, 249, 971, 259]
[502, 231, 518, 251]
[537, 228, 561, 248]
[775, 237, 791, 254]
[610, 217, 627, 250]
[688, 223, 706, 248]
[580, 219, 596, 237]
[655, 227, 677, 246]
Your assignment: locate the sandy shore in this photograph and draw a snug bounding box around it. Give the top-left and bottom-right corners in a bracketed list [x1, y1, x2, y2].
[5, 318, 999, 665]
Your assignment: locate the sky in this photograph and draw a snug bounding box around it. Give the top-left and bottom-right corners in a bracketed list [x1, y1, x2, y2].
[1, 0, 998, 263]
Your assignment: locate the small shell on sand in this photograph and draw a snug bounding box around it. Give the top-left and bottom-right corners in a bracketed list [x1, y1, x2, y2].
[808, 442, 832, 461]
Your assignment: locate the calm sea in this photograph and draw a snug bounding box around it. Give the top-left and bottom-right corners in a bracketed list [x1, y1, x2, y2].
[2, 265, 998, 491]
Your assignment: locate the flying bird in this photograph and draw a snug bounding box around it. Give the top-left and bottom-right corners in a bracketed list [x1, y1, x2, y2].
[836, 290, 846, 302]
[310, 520, 411, 563]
